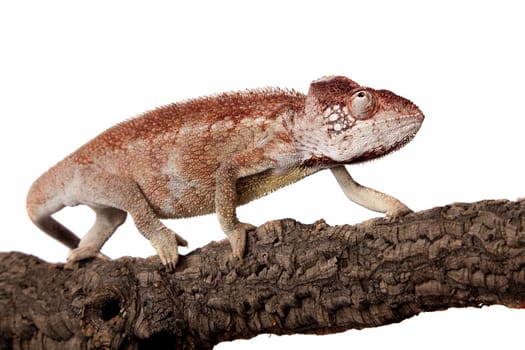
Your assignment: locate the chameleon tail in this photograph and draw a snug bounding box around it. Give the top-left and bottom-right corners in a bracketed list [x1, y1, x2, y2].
[26, 165, 80, 249]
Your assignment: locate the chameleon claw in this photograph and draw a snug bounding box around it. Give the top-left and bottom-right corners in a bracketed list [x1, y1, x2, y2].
[150, 228, 180, 271]
[226, 222, 255, 259]
[174, 233, 188, 247]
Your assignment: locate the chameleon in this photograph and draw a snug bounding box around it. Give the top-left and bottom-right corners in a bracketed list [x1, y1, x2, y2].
[26, 76, 424, 271]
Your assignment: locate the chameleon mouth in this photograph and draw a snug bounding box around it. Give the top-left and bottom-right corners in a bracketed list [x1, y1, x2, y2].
[349, 115, 423, 164]
[386, 116, 423, 152]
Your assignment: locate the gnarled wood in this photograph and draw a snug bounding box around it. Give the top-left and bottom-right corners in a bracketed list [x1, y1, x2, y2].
[1, 199, 525, 349]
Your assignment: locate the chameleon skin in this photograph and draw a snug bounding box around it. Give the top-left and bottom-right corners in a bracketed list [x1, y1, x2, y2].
[26, 76, 424, 271]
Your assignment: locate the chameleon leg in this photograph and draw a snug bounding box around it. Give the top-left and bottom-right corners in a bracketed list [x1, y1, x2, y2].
[215, 149, 275, 259]
[330, 165, 412, 217]
[66, 171, 187, 271]
[215, 162, 256, 259]
[67, 206, 127, 263]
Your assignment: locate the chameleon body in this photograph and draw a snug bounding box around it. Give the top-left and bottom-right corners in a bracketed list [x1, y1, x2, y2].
[26, 76, 424, 270]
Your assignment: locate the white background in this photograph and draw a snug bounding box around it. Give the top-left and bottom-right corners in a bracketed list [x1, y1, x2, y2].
[1, 1, 524, 349]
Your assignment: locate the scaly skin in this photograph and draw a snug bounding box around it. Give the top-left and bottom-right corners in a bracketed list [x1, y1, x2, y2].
[26, 76, 424, 270]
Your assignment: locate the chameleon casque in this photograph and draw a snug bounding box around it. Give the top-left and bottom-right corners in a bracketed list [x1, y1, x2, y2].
[26, 76, 424, 271]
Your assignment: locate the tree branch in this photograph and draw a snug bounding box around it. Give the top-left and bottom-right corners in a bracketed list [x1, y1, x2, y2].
[1, 199, 525, 349]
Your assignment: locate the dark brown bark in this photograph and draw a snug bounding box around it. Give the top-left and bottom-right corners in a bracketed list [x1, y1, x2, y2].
[1, 199, 525, 349]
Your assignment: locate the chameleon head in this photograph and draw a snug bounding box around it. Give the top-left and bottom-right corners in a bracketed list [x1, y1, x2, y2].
[294, 76, 424, 164]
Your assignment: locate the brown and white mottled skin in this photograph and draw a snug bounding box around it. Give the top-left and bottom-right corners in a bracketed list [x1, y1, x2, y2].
[26, 76, 424, 271]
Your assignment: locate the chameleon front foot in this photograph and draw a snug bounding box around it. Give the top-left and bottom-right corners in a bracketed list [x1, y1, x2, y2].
[150, 228, 186, 272]
[226, 222, 256, 260]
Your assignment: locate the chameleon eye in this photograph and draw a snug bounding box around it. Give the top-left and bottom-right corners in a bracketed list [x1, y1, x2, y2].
[348, 90, 377, 120]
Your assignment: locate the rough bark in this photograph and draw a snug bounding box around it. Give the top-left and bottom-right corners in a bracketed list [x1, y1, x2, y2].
[1, 199, 525, 349]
